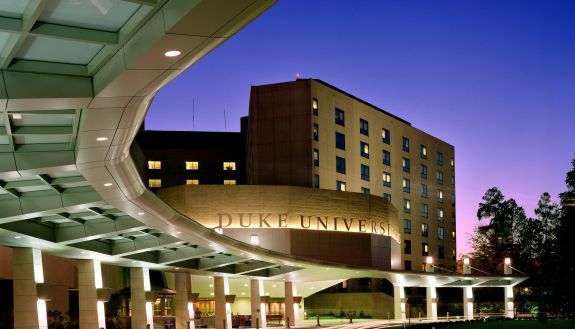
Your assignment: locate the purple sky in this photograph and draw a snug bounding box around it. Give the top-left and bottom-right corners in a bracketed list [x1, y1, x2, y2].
[146, 0, 575, 254]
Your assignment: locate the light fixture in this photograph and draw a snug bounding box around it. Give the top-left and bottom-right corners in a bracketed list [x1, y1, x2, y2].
[104, 183, 113, 187]
[96, 137, 108, 141]
[214, 227, 223, 234]
[138, 212, 145, 215]
[164, 50, 181, 57]
[243, 284, 248, 287]
[250, 234, 259, 245]
[272, 284, 276, 288]
[426, 256, 433, 264]
[176, 231, 181, 234]
[209, 284, 213, 287]
[80, 251, 86, 254]
[504, 257, 511, 265]
[12, 113, 22, 119]
[14, 236, 21, 239]
[463, 258, 470, 265]
[210, 293, 214, 296]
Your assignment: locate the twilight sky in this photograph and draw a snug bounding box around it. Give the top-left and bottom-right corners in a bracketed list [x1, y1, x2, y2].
[146, 0, 575, 254]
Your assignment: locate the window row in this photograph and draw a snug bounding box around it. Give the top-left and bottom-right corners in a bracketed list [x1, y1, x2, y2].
[403, 219, 451, 240]
[404, 240, 453, 259]
[147, 179, 236, 188]
[147, 161, 237, 171]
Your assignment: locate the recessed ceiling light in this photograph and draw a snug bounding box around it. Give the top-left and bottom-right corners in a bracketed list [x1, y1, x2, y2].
[96, 137, 108, 141]
[209, 284, 213, 287]
[12, 113, 22, 119]
[176, 231, 181, 234]
[244, 284, 248, 287]
[210, 292, 214, 296]
[138, 212, 145, 215]
[164, 50, 181, 57]
[104, 183, 113, 187]
[14, 236, 21, 239]
[265, 292, 270, 295]
[241, 292, 246, 295]
[272, 284, 276, 288]
[80, 251, 86, 254]
[175, 267, 180, 270]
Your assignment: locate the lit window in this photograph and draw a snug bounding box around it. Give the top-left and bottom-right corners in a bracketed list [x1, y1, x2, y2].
[403, 219, 412, 234]
[313, 123, 319, 141]
[382, 128, 390, 144]
[403, 199, 411, 213]
[361, 164, 370, 181]
[402, 158, 410, 173]
[451, 158, 455, 168]
[383, 172, 391, 187]
[383, 150, 391, 166]
[360, 118, 369, 136]
[437, 171, 443, 185]
[186, 161, 199, 170]
[336, 156, 346, 174]
[223, 162, 236, 170]
[335, 108, 345, 126]
[148, 179, 161, 188]
[437, 151, 444, 166]
[402, 137, 410, 152]
[438, 227, 445, 240]
[186, 179, 199, 185]
[404, 240, 412, 254]
[361, 187, 370, 194]
[313, 149, 319, 166]
[421, 183, 428, 198]
[250, 234, 259, 245]
[336, 180, 346, 191]
[148, 161, 161, 170]
[224, 180, 236, 185]
[312, 98, 319, 116]
[437, 189, 444, 203]
[383, 193, 391, 201]
[360, 141, 369, 158]
[314, 174, 320, 188]
[420, 145, 427, 159]
[453, 248, 456, 260]
[437, 208, 444, 221]
[422, 223, 429, 237]
[335, 132, 345, 150]
[452, 231, 456, 239]
[402, 178, 410, 193]
[420, 203, 428, 218]
[422, 243, 429, 256]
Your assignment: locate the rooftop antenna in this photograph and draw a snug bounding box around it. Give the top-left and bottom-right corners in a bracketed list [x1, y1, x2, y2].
[296, 73, 301, 80]
[224, 108, 227, 132]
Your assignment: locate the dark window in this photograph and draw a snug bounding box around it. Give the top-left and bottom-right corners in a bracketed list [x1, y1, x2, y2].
[361, 164, 370, 181]
[336, 132, 345, 150]
[438, 227, 445, 240]
[438, 246, 445, 259]
[313, 123, 319, 141]
[360, 118, 369, 136]
[422, 243, 429, 256]
[403, 158, 410, 173]
[312, 98, 319, 116]
[437, 151, 443, 166]
[403, 219, 412, 234]
[383, 150, 391, 166]
[313, 149, 319, 166]
[336, 180, 346, 191]
[360, 141, 369, 158]
[421, 164, 428, 179]
[383, 193, 391, 201]
[437, 170, 443, 185]
[421, 183, 428, 198]
[420, 203, 428, 218]
[404, 240, 412, 254]
[382, 128, 390, 144]
[336, 156, 346, 174]
[335, 108, 345, 126]
[402, 137, 410, 152]
[404, 260, 412, 271]
[361, 187, 370, 194]
[314, 174, 319, 188]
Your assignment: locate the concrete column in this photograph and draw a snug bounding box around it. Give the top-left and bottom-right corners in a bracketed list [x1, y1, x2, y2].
[131, 267, 151, 329]
[463, 286, 474, 320]
[393, 286, 406, 321]
[78, 260, 105, 329]
[284, 282, 296, 327]
[214, 276, 231, 329]
[13, 248, 48, 329]
[176, 272, 193, 329]
[250, 279, 266, 329]
[504, 286, 514, 318]
[426, 287, 437, 321]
